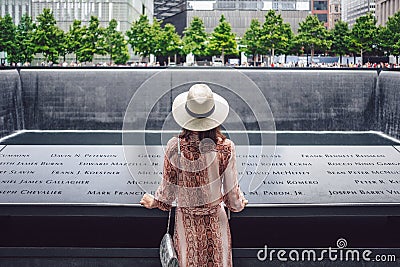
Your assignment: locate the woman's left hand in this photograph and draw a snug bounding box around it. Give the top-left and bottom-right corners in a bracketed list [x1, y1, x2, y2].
[140, 193, 157, 209]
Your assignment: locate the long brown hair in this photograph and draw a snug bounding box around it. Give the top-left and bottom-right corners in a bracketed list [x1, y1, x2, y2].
[179, 126, 226, 144]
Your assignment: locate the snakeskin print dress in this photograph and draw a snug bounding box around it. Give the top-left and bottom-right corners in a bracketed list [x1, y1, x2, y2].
[155, 133, 246, 267]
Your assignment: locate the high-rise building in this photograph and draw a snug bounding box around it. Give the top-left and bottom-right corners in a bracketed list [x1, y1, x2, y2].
[30, 0, 153, 32]
[1, 0, 153, 33]
[155, 0, 186, 20]
[328, 0, 341, 28]
[1, 1, 154, 62]
[341, 0, 375, 26]
[0, 0, 32, 25]
[375, 0, 399, 25]
[159, 0, 311, 36]
[311, 0, 329, 27]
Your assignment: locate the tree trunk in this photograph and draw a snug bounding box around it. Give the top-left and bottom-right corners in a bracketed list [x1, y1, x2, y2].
[340, 55, 342, 65]
[168, 56, 171, 65]
[360, 49, 363, 65]
[310, 46, 314, 64]
[271, 48, 275, 67]
[174, 54, 177, 63]
[221, 49, 225, 65]
[306, 52, 309, 66]
[396, 55, 398, 65]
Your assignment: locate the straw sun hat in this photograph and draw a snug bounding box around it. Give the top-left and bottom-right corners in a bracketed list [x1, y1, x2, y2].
[172, 84, 229, 131]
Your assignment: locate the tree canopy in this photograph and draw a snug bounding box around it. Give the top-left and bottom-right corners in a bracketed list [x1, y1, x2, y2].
[79, 16, 105, 63]
[0, 14, 17, 63]
[241, 19, 262, 62]
[329, 20, 351, 63]
[103, 19, 129, 64]
[350, 13, 378, 63]
[157, 23, 181, 63]
[126, 15, 154, 60]
[31, 8, 64, 63]
[380, 11, 400, 57]
[295, 15, 331, 62]
[260, 10, 293, 61]
[182, 17, 208, 59]
[207, 15, 237, 64]
[14, 14, 36, 64]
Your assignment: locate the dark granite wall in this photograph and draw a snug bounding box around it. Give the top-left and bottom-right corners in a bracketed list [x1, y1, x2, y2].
[0, 69, 24, 137]
[243, 69, 378, 132]
[1, 68, 399, 139]
[19, 69, 158, 131]
[377, 71, 400, 140]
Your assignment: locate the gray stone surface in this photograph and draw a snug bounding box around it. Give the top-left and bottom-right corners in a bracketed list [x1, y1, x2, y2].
[0, 69, 24, 137]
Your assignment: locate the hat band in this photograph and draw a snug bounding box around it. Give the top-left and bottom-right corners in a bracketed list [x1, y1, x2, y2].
[185, 103, 215, 118]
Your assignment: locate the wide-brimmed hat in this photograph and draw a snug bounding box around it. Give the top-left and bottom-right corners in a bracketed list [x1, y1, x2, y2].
[172, 84, 229, 131]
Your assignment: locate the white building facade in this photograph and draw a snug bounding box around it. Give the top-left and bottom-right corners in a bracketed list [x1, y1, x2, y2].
[329, 0, 341, 28]
[1, 0, 153, 32]
[375, 0, 400, 25]
[341, 0, 375, 26]
[31, 0, 153, 32]
[0, 0, 32, 25]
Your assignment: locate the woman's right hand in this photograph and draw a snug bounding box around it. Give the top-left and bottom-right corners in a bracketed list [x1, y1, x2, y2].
[140, 193, 157, 209]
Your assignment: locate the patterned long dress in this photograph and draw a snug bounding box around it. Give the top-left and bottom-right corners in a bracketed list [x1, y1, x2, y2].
[155, 133, 246, 267]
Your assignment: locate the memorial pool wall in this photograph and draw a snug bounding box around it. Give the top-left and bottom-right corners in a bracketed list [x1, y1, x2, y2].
[0, 68, 399, 139]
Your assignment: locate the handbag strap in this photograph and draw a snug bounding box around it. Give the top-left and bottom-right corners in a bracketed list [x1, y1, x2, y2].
[167, 208, 172, 234]
[166, 136, 181, 234]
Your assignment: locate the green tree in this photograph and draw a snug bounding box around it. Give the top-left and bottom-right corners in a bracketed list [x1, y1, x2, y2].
[260, 10, 293, 64]
[14, 14, 36, 64]
[103, 19, 129, 64]
[66, 20, 85, 63]
[79, 16, 105, 63]
[126, 15, 154, 61]
[58, 30, 69, 63]
[380, 11, 400, 63]
[277, 23, 294, 56]
[32, 8, 64, 63]
[241, 19, 262, 63]
[182, 17, 208, 61]
[330, 20, 351, 64]
[0, 14, 17, 63]
[294, 15, 331, 63]
[150, 19, 163, 57]
[157, 23, 181, 64]
[207, 15, 237, 64]
[350, 13, 378, 64]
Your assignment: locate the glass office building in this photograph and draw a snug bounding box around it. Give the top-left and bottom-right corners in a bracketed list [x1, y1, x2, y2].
[341, 0, 375, 26]
[1, 0, 153, 33]
[159, 0, 311, 36]
[31, 0, 153, 32]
